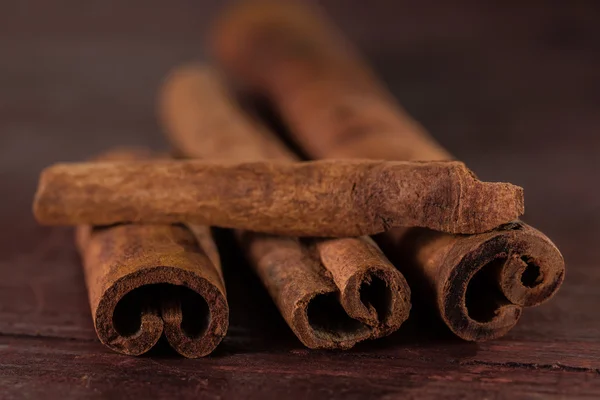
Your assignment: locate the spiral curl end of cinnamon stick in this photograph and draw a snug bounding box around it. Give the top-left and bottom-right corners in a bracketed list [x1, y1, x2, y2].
[384, 222, 564, 341]
[314, 237, 411, 338]
[240, 233, 410, 349]
[77, 223, 229, 357]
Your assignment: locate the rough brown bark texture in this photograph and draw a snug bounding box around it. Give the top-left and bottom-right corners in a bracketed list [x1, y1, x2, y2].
[158, 65, 410, 349]
[76, 149, 228, 357]
[209, 0, 566, 341]
[34, 158, 523, 236]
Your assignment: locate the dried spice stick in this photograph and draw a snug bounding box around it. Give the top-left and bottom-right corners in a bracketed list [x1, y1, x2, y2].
[158, 65, 410, 349]
[76, 149, 228, 357]
[210, 0, 565, 341]
[34, 158, 523, 236]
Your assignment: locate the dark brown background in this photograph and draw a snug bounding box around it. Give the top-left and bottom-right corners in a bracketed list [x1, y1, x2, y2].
[1, 1, 599, 398]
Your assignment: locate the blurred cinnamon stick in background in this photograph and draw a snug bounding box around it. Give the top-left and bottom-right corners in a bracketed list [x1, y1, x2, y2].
[76, 149, 228, 357]
[158, 65, 410, 349]
[210, 0, 565, 341]
[34, 158, 523, 236]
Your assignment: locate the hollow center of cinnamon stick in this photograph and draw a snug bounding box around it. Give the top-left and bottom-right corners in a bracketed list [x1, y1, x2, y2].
[359, 274, 392, 323]
[112, 283, 210, 339]
[307, 293, 369, 340]
[464, 258, 510, 322]
[520, 257, 542, 288]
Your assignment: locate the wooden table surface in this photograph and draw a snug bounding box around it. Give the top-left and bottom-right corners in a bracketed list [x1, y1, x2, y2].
[1, 1, 599, 398]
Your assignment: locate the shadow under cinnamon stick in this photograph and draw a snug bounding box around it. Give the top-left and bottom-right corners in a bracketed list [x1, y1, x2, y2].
[209, 0, 565, 341]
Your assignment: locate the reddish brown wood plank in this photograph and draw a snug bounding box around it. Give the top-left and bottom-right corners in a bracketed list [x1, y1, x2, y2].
[1, 335, 599, 399]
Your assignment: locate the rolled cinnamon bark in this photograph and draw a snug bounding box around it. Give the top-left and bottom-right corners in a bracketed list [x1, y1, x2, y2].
[76, 149, 228, 357]
[34, 158, 523, 236]
[158, 65, 410, 348]
[210, 0, 565, 341]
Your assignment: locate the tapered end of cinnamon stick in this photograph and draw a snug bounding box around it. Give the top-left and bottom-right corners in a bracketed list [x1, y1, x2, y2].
[377, 161, 524, 234]
[452, 164, 525, 234]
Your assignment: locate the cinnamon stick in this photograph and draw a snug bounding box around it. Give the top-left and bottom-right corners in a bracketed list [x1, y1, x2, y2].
[209, 0, 566, 341]
[76, 149, 228, 357]
[158, 65, 410, 349]
[34, 158, 524, 236]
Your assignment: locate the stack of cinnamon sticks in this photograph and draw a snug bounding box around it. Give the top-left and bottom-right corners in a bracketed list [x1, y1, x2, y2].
[32, 0, 565, 358]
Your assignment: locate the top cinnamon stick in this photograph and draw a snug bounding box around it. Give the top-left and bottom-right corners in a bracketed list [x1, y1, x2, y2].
[33, 158, 523, 236]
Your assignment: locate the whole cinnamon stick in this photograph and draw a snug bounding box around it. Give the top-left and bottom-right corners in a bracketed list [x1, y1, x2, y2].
[34, 158, 524, 236]
[77, 149, 228, 357]
[210, 0, 565, 341]
[158, 65, 410, 349]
